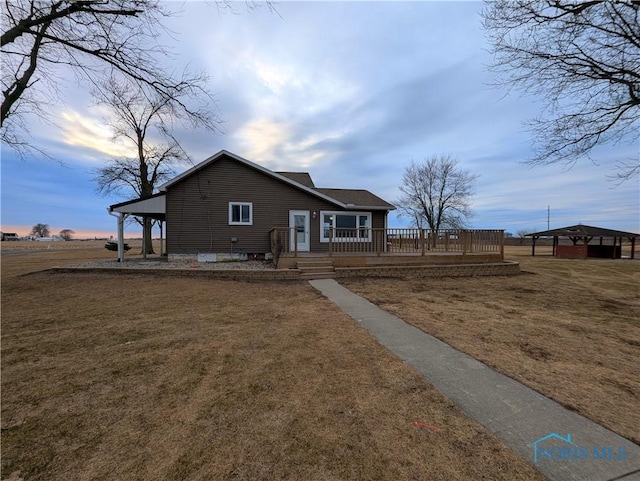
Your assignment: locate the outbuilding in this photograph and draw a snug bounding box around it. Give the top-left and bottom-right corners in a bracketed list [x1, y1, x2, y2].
[526, 224, 638, 259]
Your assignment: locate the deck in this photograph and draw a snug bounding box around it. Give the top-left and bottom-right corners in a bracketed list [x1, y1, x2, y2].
[270, 228, 505, 268]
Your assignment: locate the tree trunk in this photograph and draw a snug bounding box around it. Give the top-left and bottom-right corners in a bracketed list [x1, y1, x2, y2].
[431, 229, 438, 249]
[143, 217, 155, 255]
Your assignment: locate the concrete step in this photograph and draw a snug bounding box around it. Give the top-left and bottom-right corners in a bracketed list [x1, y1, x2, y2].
[296, 260, 335, 277]
[297, 265, 335, 273]
[297, 260, 335, 280]
[297, 260, 334, 268]
[299, 272, 336, 280]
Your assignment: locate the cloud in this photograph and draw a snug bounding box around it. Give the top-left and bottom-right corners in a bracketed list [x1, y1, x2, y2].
[58, 110, 135, 160]
[2, 1, 638, 236]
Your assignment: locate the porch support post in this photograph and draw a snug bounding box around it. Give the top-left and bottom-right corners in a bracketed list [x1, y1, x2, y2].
[160, 221, 164, 257]
[500, 230, 504, 260]
[532, 236, 537, 256]
[420, 229, 425, 256]
[631, 237, 636, 260]
[117, 213, 126, 263]
[294, 227, 298, 258]
[330, 228, 333, 256]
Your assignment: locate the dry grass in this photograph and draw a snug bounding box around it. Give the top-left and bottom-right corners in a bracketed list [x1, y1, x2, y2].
[342, 246, 640, 445]
[1, 247, 544, 480]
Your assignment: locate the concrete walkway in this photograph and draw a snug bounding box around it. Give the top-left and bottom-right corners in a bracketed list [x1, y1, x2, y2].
[309, 279, 640, 481]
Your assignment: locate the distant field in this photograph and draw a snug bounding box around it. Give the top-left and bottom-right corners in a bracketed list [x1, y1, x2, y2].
[343, 245, 640, 444]
[0, 240, 118, 252]
[0, 245, 544, 480]
[0, 240, 159, 277]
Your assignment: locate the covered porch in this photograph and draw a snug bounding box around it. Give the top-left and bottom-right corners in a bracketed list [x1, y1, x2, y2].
[108, 194, 166, 262]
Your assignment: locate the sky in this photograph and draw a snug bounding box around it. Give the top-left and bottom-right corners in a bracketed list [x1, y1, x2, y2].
[1, 1, 639, 239]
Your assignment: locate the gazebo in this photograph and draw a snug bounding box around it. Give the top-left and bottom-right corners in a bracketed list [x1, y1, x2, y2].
[526, 224, 638, 260]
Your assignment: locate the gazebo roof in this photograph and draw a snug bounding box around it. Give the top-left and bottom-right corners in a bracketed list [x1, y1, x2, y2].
[526, 224, 639, 238]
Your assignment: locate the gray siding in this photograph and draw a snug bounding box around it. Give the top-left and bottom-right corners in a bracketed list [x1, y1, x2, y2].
[166, 154, 387, 254]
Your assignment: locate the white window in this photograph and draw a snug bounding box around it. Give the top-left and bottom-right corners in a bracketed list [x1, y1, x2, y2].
[228, 202, 253, 225]
[320, 211, 371, 242]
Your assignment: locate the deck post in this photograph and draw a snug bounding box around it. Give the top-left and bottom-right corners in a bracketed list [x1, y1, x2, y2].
[328, 228, 333, 257]
[420, 229, 425, 256]
[500, 230, 504, 260]
[631, 237, 636, 259]
[462, 230, 467, 255]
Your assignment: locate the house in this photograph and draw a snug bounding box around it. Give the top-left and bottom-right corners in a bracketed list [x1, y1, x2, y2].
[109, 150, 395, 261]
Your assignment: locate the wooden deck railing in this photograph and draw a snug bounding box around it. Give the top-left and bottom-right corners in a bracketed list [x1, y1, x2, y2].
[270, 227, 504, 259]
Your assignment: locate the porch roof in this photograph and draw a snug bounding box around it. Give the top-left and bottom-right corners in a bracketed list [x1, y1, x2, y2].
[109, 193, 166, 220]
[526, 224, 639, 238]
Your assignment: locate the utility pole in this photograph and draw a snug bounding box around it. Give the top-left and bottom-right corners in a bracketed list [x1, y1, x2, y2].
[547, 205, 550, 230]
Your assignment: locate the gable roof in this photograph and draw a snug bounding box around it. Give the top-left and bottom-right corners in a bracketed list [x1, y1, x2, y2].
[276, 172, 315, 188]
[315, 188, 395, 210]
[160, 150, 394, 210]
[526, 224, 639, 238]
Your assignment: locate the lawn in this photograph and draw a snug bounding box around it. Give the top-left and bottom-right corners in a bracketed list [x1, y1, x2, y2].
[1, 243, 543, 480]
[342, 246, 640, 445]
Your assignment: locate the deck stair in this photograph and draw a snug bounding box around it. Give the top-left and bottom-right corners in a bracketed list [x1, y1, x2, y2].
[296, 259, 335, 279]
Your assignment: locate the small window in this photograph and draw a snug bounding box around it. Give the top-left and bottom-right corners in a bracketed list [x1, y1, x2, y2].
[229, 202, 253, 225]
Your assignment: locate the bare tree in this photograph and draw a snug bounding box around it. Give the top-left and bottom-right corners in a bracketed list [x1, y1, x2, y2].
[2, 1, 173, 146]
[1, 0, 272, 153]
[482, 1, 640, 181]
[93, 75, 218, 254]
[397, 156, 477, 244]
[516, 229, 531, 245]
[30, 223, 50, 237]
[59, 228, 74, 240]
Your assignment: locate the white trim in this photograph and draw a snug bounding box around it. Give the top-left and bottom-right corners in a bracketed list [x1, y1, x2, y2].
[320, 211, 372, 243]
[228, 202, 253, 225]
[289, 210, 310, 252]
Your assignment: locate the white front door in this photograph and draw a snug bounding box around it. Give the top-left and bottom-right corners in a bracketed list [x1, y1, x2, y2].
[289, 210, 310, 252]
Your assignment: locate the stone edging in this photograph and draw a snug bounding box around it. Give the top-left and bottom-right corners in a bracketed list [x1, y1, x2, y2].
[48, 261, 520, 280]
[47, 267, 302, 280]
[334, 261, 521, 278]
